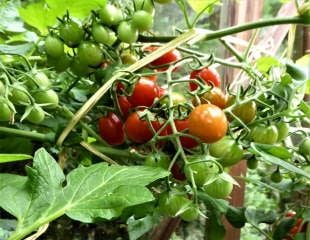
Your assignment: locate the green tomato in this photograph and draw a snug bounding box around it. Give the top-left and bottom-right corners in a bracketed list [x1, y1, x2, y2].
[299, 138, 310, 158]
[34, 89, 59, 109]
[9, 87, 30, 105]
[99, 4, 123, 26]
[184, 156, 219, 187]
[77, 42, 102, 67]
[121, 53, 138, 65]
[247, 158, 258, 170]
[59, 20, 84, 47]
[270, 170, 282, 183]
[203, 177, 233, 199]
[231, 101, 256, 124]
[133, 0, 155, 14]
[132, 10, 154, 31]
[158, 193, 192, 217]
[26, 72, 51, 90]
[154, 0, 173, 3]
[26, 106, 45, 124]
[0, 102, 12, 121]
[45, 35, 64, 58]
[47, 54, 72, 72]
[251, 125, 278, 145]
[276, 122, 290, 142]
[106, 29, 117, 46]
[209, 137, 243, 167]
[180, 204, 199, 222]
[70, 57, 92, 77]
[145, 152, 170, 169]
[117, 21, 138, 44]
[91, 24, 110, 44]
[0, 81, 5, 95]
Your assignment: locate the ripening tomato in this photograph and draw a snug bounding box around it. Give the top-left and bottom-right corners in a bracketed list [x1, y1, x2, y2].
[231, 101, 257, 124]
[124, 112, 166, 143]
[189, 67, 220, 91]
[133, 0, 155, 14]
[147, 46, 182, 71]
[45, 35, 64, 58]
[194, 87, 227, 109]
[167, 119, 199, 149]
[285, 210, 296, 218]
[118, 96, 132, 117]
[9, 86, 30, 106]
[188, 104, 228, 143]
[158, 193, 192, 217]
[270, 170, 282, 183]
[99, 112, 125, 145]
[203, 177, 233, 199]
[128, 77, 159, 107]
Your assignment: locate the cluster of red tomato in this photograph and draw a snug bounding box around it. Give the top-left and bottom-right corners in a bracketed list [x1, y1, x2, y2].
[282, 211, 306, 240]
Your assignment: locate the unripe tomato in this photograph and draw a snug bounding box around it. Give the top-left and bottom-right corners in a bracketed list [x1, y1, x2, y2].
[188, 104, 228, 143]
[247, 158, 258, 169]
[158, 193, 192, 217]
[59, 20, 84, 47]
[26, 72, 51, 90]
[47, 54, 72, 72]
[9, 87, 30, 105]
[276, 122, 290, 142]
[70, 57, 91, 77]
[167, 119, 199, 149]
[34, 89, 59, 109]
[118, 96, 132, 117]
[209, 137, 243, 167]
[91, 24, 110, 44]
[203, 177, 233, 199]
[251, 125, 278, 144]
[26, 106, 45, 124]
[184, 157, 219, 187]
[270, 170, 282, 183]
[0, 102, 12, 121]
[121, 53, 138, 65]
[299, 138, 310, 158]
[77, 42, 102, 67]
[99, 4, 123, 26]
[147, 47, 182, 71]
[132, 10, 154, 31]
[189, 67, 220, 91]
[231, 101, 256, 124]
[117, 21, 138, 44]
[145, 152, 170, 169]
[124, 112, 165, 143]
[133, 0, 155, 14]
[180, 204, 199, 222]
[99, 113, 125, 145]
[195, 87, 227, 109]
[45, 35, 64, 58]
[128, 78, 159, 107]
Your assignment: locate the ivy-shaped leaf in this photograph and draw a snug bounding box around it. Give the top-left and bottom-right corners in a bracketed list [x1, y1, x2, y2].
[0, 148, 168, 240]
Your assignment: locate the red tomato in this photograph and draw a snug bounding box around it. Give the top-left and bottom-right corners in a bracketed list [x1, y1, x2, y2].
[124, 112, 166, 143]
[167, 119, 199, 149]
[116, 82, 125, 92]
[118, 96, 132, 117]
[189, 67, 221, 91]
[99, 113, 125, 145]
[146, 46, 181, 71]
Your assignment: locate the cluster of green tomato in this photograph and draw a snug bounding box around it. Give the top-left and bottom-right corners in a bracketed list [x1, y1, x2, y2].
[0, 71, 58, 124]
[45, 0, 170, 76]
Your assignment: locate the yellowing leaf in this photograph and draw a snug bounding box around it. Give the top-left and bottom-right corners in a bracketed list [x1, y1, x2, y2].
[187, 0, 221, 13]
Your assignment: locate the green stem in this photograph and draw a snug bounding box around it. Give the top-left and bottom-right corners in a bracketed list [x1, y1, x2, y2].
[0, 126, 55, 142]
[139, 16, 307, 42]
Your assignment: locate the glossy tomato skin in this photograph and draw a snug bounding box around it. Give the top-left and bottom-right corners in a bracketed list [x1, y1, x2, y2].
[147, 47, 181, 71]
[195, 87, 227, 109]
[203, 177, 233, 199]
[251, 125, 278, 144]
[124, 112, 165, 143]
[189, 67, 220, 91]
[118, 96, 132, 117]
[99, 112, 125, 145]
[128, 77, 159, 107]
[209, 137, 243, 167]
[231, 101, 256, 124]
[188, 104, 228, 143]
[167, 119, 199, 149]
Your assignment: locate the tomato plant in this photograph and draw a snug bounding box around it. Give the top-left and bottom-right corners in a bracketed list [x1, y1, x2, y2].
[59, 20, 84, 47]
[203, 177, 234, 199]
[251, 125, 278, 144]
[99, 112, 125, 145]
[148, 47, 182, 71]
[189, 67, 221, 91]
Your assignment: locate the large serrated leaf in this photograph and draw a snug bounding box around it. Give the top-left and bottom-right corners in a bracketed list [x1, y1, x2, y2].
[0, 148, 169, 240]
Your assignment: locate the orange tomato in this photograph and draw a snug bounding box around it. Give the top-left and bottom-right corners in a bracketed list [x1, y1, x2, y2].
[193, 87, 227, 109]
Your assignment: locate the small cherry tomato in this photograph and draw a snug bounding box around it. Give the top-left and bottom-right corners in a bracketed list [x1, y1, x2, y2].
[276, 122, 290, 142]
[133, 0, 155, 14]
[145, 152, 170, 169]
[299, 138, 310, 158]
[0, 102, 12, 122]
[203, 177, 234, 199]
[188, 104, 228, 143]
[171, 162, 186, 181]
[231, 101, 257, 124]
[99, 4, 123, 26]
[147, 46, 182, 71]
[118, 96, 132, 117]
[251, 125, 278, 144]
[128, 77, 159, 107]
[99, 112, 125, 145]
[189, 67, 220, 90]
[195, 87, 227, 109]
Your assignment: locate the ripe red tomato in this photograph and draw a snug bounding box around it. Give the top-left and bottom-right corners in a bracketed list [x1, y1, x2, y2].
[99, 112, 125, 145]
[118, 96, 132, 117]
[189, 67, 221, 91]
[146, 46, 181, 71]
[188, 104, 228, 143]
[128, 77, 159, 107]
[124, 112, 166, 143]
[167, 119, 199, 149]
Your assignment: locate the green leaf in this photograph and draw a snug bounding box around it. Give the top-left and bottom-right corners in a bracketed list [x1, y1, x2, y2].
[0, 43, 35, 55]
[0, 154, 32, 163]
[250, 143, 310, 179]
[252, 144, 292, 159]
[255, 56, 281, 73]
[187, 0, 221, 13]
[127, 215, 159, 240]
[0, 148, 169, 240]
[299, 101, 310, 117]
